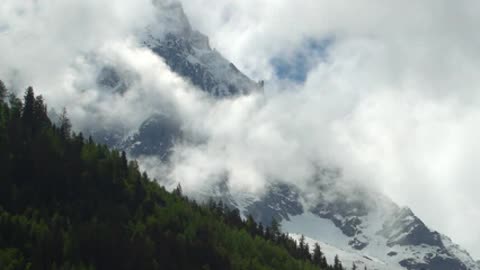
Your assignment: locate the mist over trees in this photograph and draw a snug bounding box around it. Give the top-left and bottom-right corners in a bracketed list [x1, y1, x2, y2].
[0, 81, 352, 270]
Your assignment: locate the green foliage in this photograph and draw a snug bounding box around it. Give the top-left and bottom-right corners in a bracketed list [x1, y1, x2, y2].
[0, 86, 339, 270]
[0, 80, 6, 103]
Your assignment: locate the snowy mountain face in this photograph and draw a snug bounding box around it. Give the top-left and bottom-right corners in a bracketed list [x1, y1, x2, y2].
[84, 1, 479, 269]
[230, 180, 478, 270]
[142, 0, 261, 97]
[93, 0, 261, 155]
[187, 171, 479, 270]
[187, 166, 478, 270]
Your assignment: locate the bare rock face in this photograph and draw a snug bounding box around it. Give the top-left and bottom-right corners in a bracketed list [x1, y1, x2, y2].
[142, 0, 261, 97]
[121, 113, 182, 159]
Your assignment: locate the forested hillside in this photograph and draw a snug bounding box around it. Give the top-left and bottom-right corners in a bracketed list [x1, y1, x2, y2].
[0, 81, 347, 270]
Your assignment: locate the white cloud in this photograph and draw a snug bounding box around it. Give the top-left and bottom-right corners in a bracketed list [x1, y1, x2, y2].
[181, 0, 480, 258]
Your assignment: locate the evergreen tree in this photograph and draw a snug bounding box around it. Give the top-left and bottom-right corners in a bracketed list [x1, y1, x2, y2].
[0, 80, 6, 103]
[312, 243, 324, 266]
[246, 215, 257, 236]
[334, 255, 343, 270]
[22, 86, 35, 127]
[173, 182, 183, 196]
[258, 223, 265, 237]
[299, 235, 311, 260]
[120, 151, 128, 177]
[352, 262, 357, 270]
[8, 93, 22, 118]
[59, 107, 71, 139]
[33, 95, 50, 133]
[270, 218, 281, 240]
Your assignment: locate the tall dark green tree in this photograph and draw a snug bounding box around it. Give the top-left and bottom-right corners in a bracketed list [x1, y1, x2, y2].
[22, 86, 35, 127]
[270, 218, 281, 241]
[8, 93, 22, 118]
[59, 107, 71, 139]
[33, 95, 50, 131]
[313, 243, 325, 267]
[0, 80, 6, 103]
[334, 255, 343, 270]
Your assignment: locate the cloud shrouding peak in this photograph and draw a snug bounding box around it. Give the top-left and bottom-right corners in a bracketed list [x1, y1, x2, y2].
[1, 0, 480, 259]
[181, 0, 480, 258]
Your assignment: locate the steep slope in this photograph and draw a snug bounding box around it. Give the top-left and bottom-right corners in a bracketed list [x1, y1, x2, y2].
[103, 0, 262, 157]
[187, 165, 478, 270]
[141, 0, 262, 97]
[233, 180, 479, 270]
[289, 234, 400, 270]
[81, 2, 479, 269]
[0, 86, 327, 270]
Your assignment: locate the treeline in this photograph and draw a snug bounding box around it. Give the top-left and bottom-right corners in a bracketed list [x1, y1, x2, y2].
[0, 82, 352, 270]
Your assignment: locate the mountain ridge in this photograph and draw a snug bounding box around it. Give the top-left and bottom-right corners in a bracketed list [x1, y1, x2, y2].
[88, 1, 479, 269]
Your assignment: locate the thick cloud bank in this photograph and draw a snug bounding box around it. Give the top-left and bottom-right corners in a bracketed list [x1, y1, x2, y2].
[182, 0, 480, 258]
[1, 0, 480, 258]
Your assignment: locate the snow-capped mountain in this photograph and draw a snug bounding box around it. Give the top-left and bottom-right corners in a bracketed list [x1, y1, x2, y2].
[197, 174, 479, 270]
[94, 0, 262, 152]
[219, 178, 479, 270]
[141, 0, 262, 97]
[86, 1, 479, 269]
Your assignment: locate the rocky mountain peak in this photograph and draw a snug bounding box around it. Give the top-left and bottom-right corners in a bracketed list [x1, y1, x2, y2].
[141, 0, 262, 97]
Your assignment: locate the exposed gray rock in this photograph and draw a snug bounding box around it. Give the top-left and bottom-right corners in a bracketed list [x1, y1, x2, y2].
[380, 207, 444, 248]
[399, 255, 468, 270]
[246, 183, 304, 226]
[142, 1, 261, 97]
[121, 113, 182, 159]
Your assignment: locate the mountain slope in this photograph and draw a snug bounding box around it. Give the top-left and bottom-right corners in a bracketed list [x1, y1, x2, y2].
[80, 1, 480, 269]
[95, 0, 263, 156]
[141, 0, 262, 97]
[0, 85, 328, 270]
[225, 180, 479, 270]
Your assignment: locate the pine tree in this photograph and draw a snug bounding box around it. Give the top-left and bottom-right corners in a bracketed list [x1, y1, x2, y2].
[299, 235, 311, 260]
[120, 151, 128, 177]
[246, 215, 257, 236]
[270, 218, 281, 240]
[299, 235, 306, 252]
[173, 183, 183, 197]
[59, 107, 71, 139]
[312, 243, 324, 266]
[352, 262, 357, 270]
[334, 255, 343, 270]
[33, 95, 50, 132]
[0, 80, 7, 103]
[8, 93, 23, 119]
[22, 86, 35, 127]
[258, 223, 265, 237]
[321, 256, 328, 269]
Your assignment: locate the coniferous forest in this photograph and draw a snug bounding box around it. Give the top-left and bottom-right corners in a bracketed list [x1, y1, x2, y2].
[0, 81, 349, 270]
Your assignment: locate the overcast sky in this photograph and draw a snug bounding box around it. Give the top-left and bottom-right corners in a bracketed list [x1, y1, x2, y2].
[1, 0, 480, 259]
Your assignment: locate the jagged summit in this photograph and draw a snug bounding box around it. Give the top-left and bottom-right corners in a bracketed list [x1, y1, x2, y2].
[149, 0, 193, 39]
[141, 0, 262, 97]
[87, 2, 480, 269]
